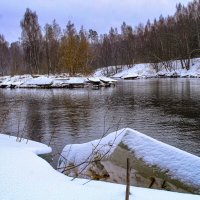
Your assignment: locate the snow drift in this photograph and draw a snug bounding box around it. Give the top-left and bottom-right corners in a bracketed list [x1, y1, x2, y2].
[0, 133, 199, 200]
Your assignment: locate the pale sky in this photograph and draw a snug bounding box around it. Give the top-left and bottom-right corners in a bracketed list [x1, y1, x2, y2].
[0, 0, 192, 43]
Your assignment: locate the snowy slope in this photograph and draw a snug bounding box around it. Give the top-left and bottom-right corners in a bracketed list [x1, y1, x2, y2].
[0, 134, 51, 155]
[0, 133, 199, 200]
[94, 58, 200, 78]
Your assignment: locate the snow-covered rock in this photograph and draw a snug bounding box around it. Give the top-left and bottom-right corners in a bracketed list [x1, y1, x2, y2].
[99, 77, 118, 83]
[88, 77, 101, 83]
[22, 76, 53, 87]
[122, 73, 138, 79]
[66, 77, 87, 84]
[0, 75, 116, 88]
[58, 128, 200, 194]
[0, 75, 32, 88]
[51, 77, 87, 88]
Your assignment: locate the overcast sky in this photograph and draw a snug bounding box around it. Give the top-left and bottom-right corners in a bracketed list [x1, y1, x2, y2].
[0, 0, 192, 43]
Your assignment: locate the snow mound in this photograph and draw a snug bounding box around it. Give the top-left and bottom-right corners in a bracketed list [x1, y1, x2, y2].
[0, 133, 199, 199]
[123, 129, 200, 188]
[0, 75, 32, 87]
[122, 73, 138, 79]
[0, 75, 116, 88]
[88, 77, 101, 82]
[103, 64, 156, 78]
[58, 128, 200, 193]
[1, 149, 199, 200]
[66, 77, 87, 84]
[23, 76, 53, 86]
[99, 77, 117, 82]
[0, 134, 51, 155]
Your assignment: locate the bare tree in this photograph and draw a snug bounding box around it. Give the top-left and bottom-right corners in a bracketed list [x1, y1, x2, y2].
[20, 8, 42, 74]
[10, 42, 25, 75]
[0, 34, 10, 75]
[44, 20, 61, 75]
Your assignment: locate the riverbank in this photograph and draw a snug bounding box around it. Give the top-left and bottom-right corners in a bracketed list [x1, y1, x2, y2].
[0, 75, 117, 89]
[94, 58, 200, 79]
[1, 58, 200, 89]
[0, 133, 199, 200]
[0, 134, 200, 200]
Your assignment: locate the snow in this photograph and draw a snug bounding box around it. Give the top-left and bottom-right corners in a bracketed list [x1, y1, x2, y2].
[94, 58, 200, 79]
[58, 128, 200, 192]
[123, 129, 200, 189]
[1, 58, 200, 88]
[53, 77, 87, 84]
[122, 73, 138, 79]
[0, 76, 10, 82]
[88, 77, 101, 82]
[51, 79, 68, 87]
[109, 64, 156, 78]
[0, 133, 199, 200]
[0, 75, 87, 88]
[23, 76, 53, 86]
[0, 133, 51, 155]
[66, 77, 87, 84]
[94, 64, 156, 78]
[51, 77, 87, 87]
[99, 76, 117, 82]
[0, 75, 117, 88]
[0, 75, 32, 87]
[58, 129, 125, 174]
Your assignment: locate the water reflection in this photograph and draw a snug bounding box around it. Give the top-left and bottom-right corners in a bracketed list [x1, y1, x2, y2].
[0, 79, 200, 166]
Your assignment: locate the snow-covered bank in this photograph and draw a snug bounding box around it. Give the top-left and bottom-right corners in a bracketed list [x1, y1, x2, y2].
[0, 134, 51, 155]
[0, 133, 199, 200]
[58, 128, 200, 194]
[0, 75, 116, 89]
[2, 58, 200, 89]
[94, 58, 200, 79]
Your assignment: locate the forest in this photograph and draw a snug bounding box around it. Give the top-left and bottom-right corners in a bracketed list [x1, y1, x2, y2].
[1, 0, 200, 76]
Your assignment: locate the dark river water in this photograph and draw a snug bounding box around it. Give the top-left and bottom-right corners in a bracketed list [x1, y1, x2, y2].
[1, 78, 200, 166]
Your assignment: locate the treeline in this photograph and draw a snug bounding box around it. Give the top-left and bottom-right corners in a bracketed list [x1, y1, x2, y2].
[1, 0, 200, 75]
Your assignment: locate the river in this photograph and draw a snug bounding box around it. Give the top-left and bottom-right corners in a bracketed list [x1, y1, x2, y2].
[0, 78, 200, 166]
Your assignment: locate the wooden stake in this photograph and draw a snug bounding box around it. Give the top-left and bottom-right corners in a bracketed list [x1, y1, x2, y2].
[125, 158, 130, 200]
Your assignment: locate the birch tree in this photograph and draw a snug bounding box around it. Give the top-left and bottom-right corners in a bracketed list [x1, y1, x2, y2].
[20, 8, 42, 74]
